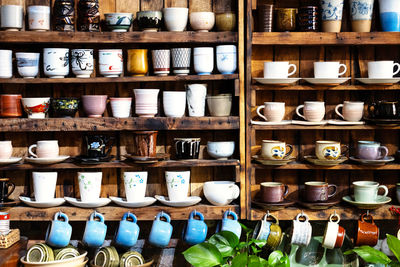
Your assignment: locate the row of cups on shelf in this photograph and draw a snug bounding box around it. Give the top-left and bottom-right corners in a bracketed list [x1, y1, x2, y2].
[0, 46, 237, 79]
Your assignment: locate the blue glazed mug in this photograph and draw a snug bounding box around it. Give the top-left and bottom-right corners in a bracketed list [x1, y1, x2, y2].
[149, 212, 173, 248]
[220, 210, 241, 238]
[45, 212, 72, 248]
[82, 212, 107, 247]
[114, 212, 140, 248]
[182, 211, 208, 245]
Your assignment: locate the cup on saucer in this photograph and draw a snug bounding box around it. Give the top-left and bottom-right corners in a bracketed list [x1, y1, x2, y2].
[78, 172, 102, 202]
[368, 61, 400, 79]
[165, 171, 190, 202]
[260, 182, 288, 203]
[256, 102, 285, 122]
[123, 172, 147, 203]
[263, 61, 297, 79]
[261, 140, 293, 160]
[0, 178, 15, 202]
[315, 140, 348, 160]
[335, 101, 364, 122]
[353, 181, 388, 203]
[357, 141, 389, 160]
[0, 141, 12, 159]
[314, 62, 347, 78]
[32, 172, 57, 202]
[296, 101, 325, 122]
[29, 140, 59, 158]
[304, 181, 337, 203]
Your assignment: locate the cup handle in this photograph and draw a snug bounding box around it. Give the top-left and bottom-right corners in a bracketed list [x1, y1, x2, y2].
[288, 64, 297, 77]
[335, 104, 344, 120]
[5, 182, 15, 198]
[256, 105, 267, 121]
[224, 210, 238, 221]
[378, 146, 389, 159]
[393, 63, 400, 76]
[341, 145, 349, 156]
[378, 185, 389, 198]
[54, 211, 69, 223]
[282, 185, 289, 198]
[90, 211, 105, 223]
[361, 213, 375, 224]
[338, 64, 347, 76]
[296, 105, 305, 120]
[229, 184, 240, 200]
[190, 210, 205, 221]
[263, 213, 279, 225]
[327, 184, 337, 198]
[156, 212, 171, 223]
[285, 144, 293, 158]
[123, 212, 137, 223]
[28, 144, 38, 158]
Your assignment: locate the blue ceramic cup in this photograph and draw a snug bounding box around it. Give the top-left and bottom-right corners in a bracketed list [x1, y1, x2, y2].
[45, 212, 72, 248]
[114, 212, 140, 248]
[182, 211, 208, 245]
[149, 212, 173, 248]
[82, 212, 107, 247]
[220, 210, 241, 238]
[379, 0, 400, 32]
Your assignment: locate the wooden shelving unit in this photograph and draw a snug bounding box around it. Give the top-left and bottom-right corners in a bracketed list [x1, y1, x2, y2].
[252, 84, 400, 91]
[251, 125, 400, 130]
[252, 162, 400, 170]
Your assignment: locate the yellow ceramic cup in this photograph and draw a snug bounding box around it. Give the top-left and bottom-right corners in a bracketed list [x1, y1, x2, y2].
[127, 49, 148, 76]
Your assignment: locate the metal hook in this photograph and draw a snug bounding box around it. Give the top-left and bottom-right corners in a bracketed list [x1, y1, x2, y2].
[366, 210, 370, 216]
[333, 210, 337, 217]
[301, 210, 305, 217]
[194, 209, 197, 217]
[266, 210, 270, 218]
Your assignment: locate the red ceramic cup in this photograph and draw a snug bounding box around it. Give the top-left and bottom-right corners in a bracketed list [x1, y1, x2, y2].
[0, 94, 22, 117]
[355, 213, 379, 246]
[334, 225, 346, 248]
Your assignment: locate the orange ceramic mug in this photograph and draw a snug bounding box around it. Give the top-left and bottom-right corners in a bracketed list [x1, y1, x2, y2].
[355, 213, 379, 246]
[0, 94, 22, 117]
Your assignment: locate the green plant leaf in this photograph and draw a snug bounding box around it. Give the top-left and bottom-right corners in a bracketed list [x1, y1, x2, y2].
[390, 262, 400, 267]
[232, 252, 248, 267]
[239, 222, 251, 233]
[251, 238, 267, 248]
[208, 232, 237, 258]
[248, 255, 268, 267]
[387, 234, 400, 262]
[268, 251, 290, 267]
[182, 243, 223, 267]
[344, 246, 391, 264]
[236, 241, 248, 250]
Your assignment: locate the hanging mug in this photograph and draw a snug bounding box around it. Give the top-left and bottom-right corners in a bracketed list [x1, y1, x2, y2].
[114, 212, 140, 248]
[291, 213, 312, 247]
[149, 212, 173, 248]
[182, 210, 208, 245]
[82, 212, 107, 247]
[45, 212, 72, 248]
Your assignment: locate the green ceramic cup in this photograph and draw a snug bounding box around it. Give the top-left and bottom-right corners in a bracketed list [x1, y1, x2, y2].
[266, 223, 282, 249]
[353, 181, 388, 203]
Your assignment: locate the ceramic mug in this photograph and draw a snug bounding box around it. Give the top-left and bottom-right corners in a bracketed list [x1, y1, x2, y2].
[114, 212, 140, 248]
[335, 101, 364, 121]
[123, 172, 148, 202]
[261, 140, 293, 160]
[216, 45, 237, 74]
[0, 178, 15, 202]
[320, 0, 344, 32]
[82, 212, 107, 247]
[263, 61, 297, 78]
[32, 172, 57, 202]
[45, 212, 72, 248]
[133, 89, 159, 117]
[28, 5, 50, 31]
[379, 0, 400, 32]
[78, 172, 102, 202]
[99, 49, 123, 77]
[85, 135, 113, 159]
[252, 213, 279, 241]
[163, 8, 188, 32]
[186, 84, 207, 117]
[368, 61, 400, 79]
[256, 102, 285, 122]
[43, 48, 69, 78]
[315, 140, 348, 160]
[314, 62, 347, 78]
[353, 181, 388, 203]
[304, 181, 337, 202]
[0, 212, 10, 235]
[296, 101, 325, 122]
[110, 97, 132, 118]
[276, 8, 297, 32]
[350, 0, 374, 32]
[203, 181, 240, 206]
[29, 140, 59, 158]
[163, 91, 186, 117]
[174, 138, 201, 160]
[0, 141, 12, 159]
[165, 171, 190, 201]
[182, 211, 208, 245]
[357, 141, 388, 160]
[0, 94, 22, 117]
[0, 50, 12, 78]
[355, 213, 379, 246]
[16, 53, 40, 78]
[291, 213, 312, 247]
[171, 48, 191, 75]
[220, 210, 241, 238]
[149, 212, 173, 248]
[152, 49, 170, 76]
[368, 101, 400, 119]
[322, 213, 343, 249]
[71, 49, 94, 78]
[260, 182, 288, 203]
[194, 47, 214, 75]
[127, 49, 148, 76]
[0, 5, 23, 31]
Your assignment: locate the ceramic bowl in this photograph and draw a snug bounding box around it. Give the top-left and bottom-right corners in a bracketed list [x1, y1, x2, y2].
[21, 97, 51, 119]
[81, 95, 107, 118]
[207, 94, 232, 116]
[104, 13, 133, 32]
[51, 97, 79, 118]
[163, 7, 188, 31]
[216, 12, 236, 31]
[207, 141, 235, 159]
[21, 251, 87, 267]
[203, 181, 239, 206]
[189, 12, 215, 32]
[137, 11, 162, 32]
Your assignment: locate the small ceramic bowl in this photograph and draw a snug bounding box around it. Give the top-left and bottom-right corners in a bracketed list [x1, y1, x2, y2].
[137, 11, 162, 32]
[216, 12, 236, 31]
[207, 94, 232, 116]
[207, 141, 235, 160]
[189, 12, 215, 32]
[51, 97, 79, 118]
[104, 13, 133, 32]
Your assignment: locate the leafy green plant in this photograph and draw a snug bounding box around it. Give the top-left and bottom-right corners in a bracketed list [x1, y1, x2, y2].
[182, 223, 289, 267]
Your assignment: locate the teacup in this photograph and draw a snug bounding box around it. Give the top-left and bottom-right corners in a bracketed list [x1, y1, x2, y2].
[350, 0, 374, 32]
[252, 213, 279, 241]
[304, 181, 337, 202]
[172, 48, 191, 75]
[368, 101, 400, 119]
[131, 131, 158, 157]
[84, 135, 113, 159]
[32, 172, 57, 202]
[0, 212, 10, 235]
[163, 91, 186, 117]
[29, 140, 59, 158]
[314, 62, 347, 78]
[296, 101, 325, 122]
[368, 61, 400, 78]
[127, 49, 148, 76]
[261, 140, 293, 160]
[51, 97, 79, 118]
[0, 141, 12, 159]
[71, 49, 94, 78]
[355, 213, 379, 246]
[379, 0, 400, 32]
[263, 61, 297, 78]
[28, 5, 50, 31]
[152, 49, 170, 76]
[260, 182, 288, 203]
[291, 213, 312, 247]
[194, 47, 214, 75]
[189, 12, 215, 32]
[78, 172, 102, 202]
[163, 8, 188, 32]
[82, 212, 107, 247]
[353, 181, 388, 203]
[357, 141, 389, 160]
[43, 48, 69, 78]
[133, 89, 159, 117]
[0, 178, 15, 202]
[45, 212, 72, 248]
[315, 140, 348, 160]
[123, 172, 147, 202]
[110, 97, 132, 118]
[322, 213, 345, 249]
[21, 97, 51, 119]
[149, 212, 173, 248]
[0, 5, 23, 31]
[0, 94, 22, 117]
[216, 12, 236, 31]
[114, 212, 140, 248]
[203, 181, 240, 206]
[104, 13, 133, 32]
[182, 211, 208, 245]
[0, 50, 12, 78]
[207, 94, 232, 116]
[174, 138, 201, 160]
[186, 84, 207, 117]
[82, 95, 108, 118]
[216, 45, 237, 75]
[320, 0, 344, 32]
[256, 102, 285, 122]
[220, 210, 241, 238]
[16, 53, 40, 78]
[99, 49, 123, 77]
[335, 101, 364, 121]
[165, 171, 190, 201]
[137, 10, 162, 32]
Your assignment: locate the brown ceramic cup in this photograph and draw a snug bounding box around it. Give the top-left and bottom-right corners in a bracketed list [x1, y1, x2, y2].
[304, 181, 337, 202]
[132, 131, 158, 158]
[260, 182, 288, 203]
[0, 94, 22, 117]
[335, 225, 346, 248]
[355, 213, 379, 246]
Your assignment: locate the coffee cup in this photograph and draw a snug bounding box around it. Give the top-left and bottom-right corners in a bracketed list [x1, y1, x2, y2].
[314, 62, 347, 78]
[256, 102, 285, 122]
[152, 49, 170, 76]
[32, 172, 57, 202]
[174, 138, 201, 160]
[123, 172, 147, 202]
[304, 181, 337, 202]
[315, 140, 348, 160]
[263, 61, 297, 78]
[368, 61, 400, 79]
[261, 140, 293, 160]
[353, 181, 388, 203]
[85, 135, 113, 159]
[114, 212, 140, 248]
[0, 94, 22, 117]
[0, 178, 15, 202]
[357, 141, 388, 160]
[29, 140, 59, 158]
[0, 5, 23, 31]
[291, 213, 312, 247]
[0, 141, 12, 159]
[186, 84, 207, 117]
[43, 48, 69, 78]
[296, 101, 325, 122]
[45, 212, 72, 248]
[203, 181, 240, 206]
[82, 212, 107, 247]
[28, 5, 50, 31]
[320, 0, 344, 32]
[335, 101, 364, 121]
[78, 172, 102, 202]
[183, 211, 208, 245]
[368, 101, 400, 119]
[0, 212, 10, 235]
[149, 212, 173, 248]
[252, 213, 279, 241]
[163, 91, 186, 117]
[355, 213, 379, 246]
[16, 53, 40, 78]
[0, 50, 12, 78]
[99, 49, 123, 77]
[71, 49, 94, 78]
[322, 213, 345, 249]
[220, 210, 241, 238]
[260, 182, 288, 203]
[165, 171, 190, 201]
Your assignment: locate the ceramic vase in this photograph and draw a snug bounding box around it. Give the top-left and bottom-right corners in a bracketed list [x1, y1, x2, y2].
[133, 89, 159, 117]
[28, 5, 50, 31]
[99, 49, 123, 77]
[216, 45, 237, 74]
[71, 49, 94, 78]
[379, 0, 400, 32]
[128, 49, 148, 76]
[194, 47, 214, 75]
[43, 48, 70, 78]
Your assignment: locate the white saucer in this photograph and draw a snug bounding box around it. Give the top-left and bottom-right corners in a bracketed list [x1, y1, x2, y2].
[155, 195, 201, 207]
[328, 119, 365, 125]
[109, 196, 157, 208]
[251, 120, 292, 126]
[25, 156, 70, 165]
[64, 197, 111, 208]
[356, 78, 400, 85]
[292, 120, 328, 126]
[19, 196, 65, 208]
[349, 156, 395, 165]
[0, 157, 22, 165]
[303, 78, 351, 85]
[253, 78, 301, 85]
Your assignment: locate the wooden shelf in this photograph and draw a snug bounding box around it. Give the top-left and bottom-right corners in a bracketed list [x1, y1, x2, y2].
[0, 31, 237, 44]
[7, 204, 239, 221]
[0, 117, 240, 132]
[252, 83, 400, 91]
[253, 162, 400, 170]
[252, 124, 400, 130]
[252, 32, 400, 46]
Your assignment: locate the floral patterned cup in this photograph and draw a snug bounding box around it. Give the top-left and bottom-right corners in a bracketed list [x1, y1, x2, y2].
[123, 172, 148, 202]
[165, 171, 190, 201]
[78, 172, 102, 202]
[320, 0, 344, 32]
[350, 0, 374, 32]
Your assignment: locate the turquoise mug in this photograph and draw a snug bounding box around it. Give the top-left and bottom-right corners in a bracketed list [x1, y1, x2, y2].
[45, 212, 72, 248]
[114, 212, 140, 248]
[149, 212, 173, 248]
[182, 210, 208, 245]
[218, 210, 241, 238]
[82, 212, 107, 247]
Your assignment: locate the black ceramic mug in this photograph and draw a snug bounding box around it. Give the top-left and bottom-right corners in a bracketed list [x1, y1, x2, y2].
[174, 138, 201, 160]
[0, 178, 15, 202]
[368, 101, 400, 119]
[85, 135, 114, 158]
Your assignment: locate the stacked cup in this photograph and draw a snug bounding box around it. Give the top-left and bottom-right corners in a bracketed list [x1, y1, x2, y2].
[298, 6, 319, 31]
[258, 4, 273, 32]
[0, 50, 12, 78]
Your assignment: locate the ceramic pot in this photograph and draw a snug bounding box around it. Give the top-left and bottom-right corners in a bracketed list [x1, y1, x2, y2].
[82, 95, 108, 118]
[320, 0, 344, 32]
[189, 12, 215, 32]
[0, 94, 22, 117]
[53, 0, 75, 32]
[0, 50, 12, 79]
[21, 97, 51, 119]
[350, 0, 374, 32]
[216, 45, 237, 74]
[379, 0, 400, 32]
[137, 11, 162, 32]
[133, 89, 159, 117]
[132, 131, 158, 158]
[43, 48, 70, 78]
[207, 141, 235, 160]
[203, 181, 239, 206]
[207, 94, 232, 116]
[194, 47, 214, 75]
[163, 91, 186, 117]
[152, 49, 170, 76]
[0, 5, 23, 31]
[127, 49, 148, 76]
[15, 52, 40, 79]
[258, 4, 273, 32]
[110, 97, 132, 118]
[28, 5, 50, 31]
[275, 8, 297, 31]
[215, 12, 236, 31]
[163, 8, 189, 32]
[51, 97, 79, 118]
[99, 49, 123, 77]
[171, 48, 191, 75]
[174, 138, 201, 159]
[71, 49, 94, 78]
[186, 84, 207, 117]
[77, 0, 100, 32]
[105, 13, 133, 32]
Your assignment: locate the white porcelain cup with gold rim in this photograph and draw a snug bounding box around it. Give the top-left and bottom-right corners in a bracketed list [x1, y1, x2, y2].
[261, 140, 293, 160]
[335, 101, 364, 122]
[296, 101, 325, 122]
[256, 102, 285, 122]
[315, 140, 348, 160]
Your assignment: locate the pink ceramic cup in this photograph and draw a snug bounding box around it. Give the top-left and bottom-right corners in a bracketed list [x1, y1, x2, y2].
[82, 95, 108, 118]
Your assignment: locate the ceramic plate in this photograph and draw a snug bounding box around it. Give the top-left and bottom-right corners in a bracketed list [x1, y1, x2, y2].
[253, 78, 301, 85]
[364, 117, 400, 126]
[25, 155, 70, 165]
[342, 195, 391, 209]
[252, 155, 295, 166]
[304, 155, 348, 166]
[291, 120, 328, 126]
[303, 78, 351, 85]
[349, 156, 395, 165]
[109, 196, 157, 208]
[74, 155, 114, 165]
[124, 153, 170, 164]
[252, 198, 295, 211]
[356, 78, 400, 85]
[64, 197, 111, 208]
[297, 198, 341, 210]
[155, 195, 201, 207]
[327, 119, 365, 125]
[0, 198, 20, 208]
[250, 120, 292, 126]
[19, 196, 65, 208]
[0, 157, 22, 165]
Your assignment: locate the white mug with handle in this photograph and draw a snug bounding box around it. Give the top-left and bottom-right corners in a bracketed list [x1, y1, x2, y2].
[314, 62, 347, 78]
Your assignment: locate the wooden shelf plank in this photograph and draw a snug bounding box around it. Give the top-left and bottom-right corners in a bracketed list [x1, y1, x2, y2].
[253, 162, 400, 170]
[252, 124, 400, 130]
[252, 84, 400, 91]
[0, 31, 237, 44]
[0, 117, 240, 131]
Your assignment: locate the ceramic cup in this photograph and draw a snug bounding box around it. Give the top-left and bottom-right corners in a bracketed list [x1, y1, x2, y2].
[350, 0, 374, 32]
[320, 0, 344, 32]
[357, 141, 389, 160]
[355, 213, 379, 246]
[133, 89, 159, 117]
[335, 101, 364, 121]
[252, 213, 278, 241]
[174, 138, 201, 160]
[51, 97, 79, 118]
[78, 172, 102, 202]
[315, 140, 348, 160]
[114, 212, 140, 248]
[165, 171, 190, 201]
[82, 212, 107, 247]
[276, 8, 297, 32]
[298, 6, 319, 32]
[182, 211, 208, 245]
[263, 61, 297, 78]
[82, 95, 108, 118]
[171, 48, 191, 75]
[149, 212, 173, 248]
[0, 141, 12, 159]
[29, 140, 59, 158]
[216, 45, 237, 74]
[397, 183, 400, 204]
[207, 141, 235, 160]
[220, 210, 241, 238]
[28, 5, 50, 31]
[71, 49, 94, 78]
[0, 94, 22, 117]
[203, 181, 239, 206]
[32, 172, 57, 202]
[16, 52, 40, 78]
[1, 5, 23, 31]
[314, 62, 347, 78]
[43, 48, 69, 78]
[0, 50, 12, 78]
[104, 13, 133, 32]
[194, 47, 214, 75]
[189, 11, 215, 32]
[137, 10, 162, 32]
[163, 8, 189, 32]
[123, 172, 147, 202]
[379, 0, 400, 32]
[322, 213, 343, 249]
[186, 84, 207, 117]
[45, 212, 72, 248]
[257, 102, 285, 122]
[99, 49, 123, 77]
[368, 101, 400, 119]
[353, 181, 388, 203]
[304, 181, 337, 202]
[296, 101, 325, 122]
[0, 212, 10, 235]
[368, 61, 400, 78]
[21, 97, 51, 119]
[216, 12, 236, 31]
[131, 131, 158, 158]
[127, 49, 148, 76]
[258, 4, 273, 32]
[163, 91, 186, 117]
[207, 94, 232, 116]
[85, 135, 113, 159]
[261, 140, 293, 160]
[291, 213, 312, 247]
[152, 49, 170, 76]
[260, 182, 288, 203]
[0, 178, 15, 202]
[110, 97, 132, 118]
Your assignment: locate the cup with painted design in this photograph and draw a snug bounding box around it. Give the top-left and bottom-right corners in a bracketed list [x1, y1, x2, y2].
[165, 171, 190, 201]
[123, 171, 147, 202]
[315, 140, 348, 160]
[261, 140, 293, 160]
[77, 172, 102, 202]
[291, 213, 312, 247]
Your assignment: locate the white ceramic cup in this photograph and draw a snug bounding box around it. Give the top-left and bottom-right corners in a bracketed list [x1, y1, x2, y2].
[0, 50, 12, 78]
[216, 45, 237, 74]
[171, 48, 191, 75]
[152, 49, 170, 76]
[256, 102, 285, 122]
[99, 49, 123, 77]
[263, 61, 297, 78]
[43, 48, 70, 78]
[1, 5, 23, 31]
[27, 5, 50, 31]
[203, 181, 239, 206]
[186, 84, 207, 117]
[71, 49, 94, 78]
[21, 97, 51, 119]
[335, 101, 364, 121]
[110, 97, 132, 118]
[314, 62, 347, 78]
[123, 171, 148, 202]
[133, 89, 160, 117]
[32, 172, 57, 202]
[296, 101, 325, 122]
[322, 214, 340, 249]
[194, 47, 214, 75]
[78, 172, 102, 202]
[165, 171, 190, 201]
[29, 140, 59, 158]
[163, 8, 189, 31]
[368, 61, 400, 78]
[163, 91, 186, 117]
[0, 212, 10, 235]
[16, 52, 40, 78]
[0, 141, 12, 159]
[261, 140, 293, 160]
[291, 213, 312, 247]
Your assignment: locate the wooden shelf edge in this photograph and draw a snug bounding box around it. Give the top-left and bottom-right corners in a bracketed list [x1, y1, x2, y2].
[251, 83, 400, 91]
[252, 162, 400, 170]
[251, 124, 400, 130]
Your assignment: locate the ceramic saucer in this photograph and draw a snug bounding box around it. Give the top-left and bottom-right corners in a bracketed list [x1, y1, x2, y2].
[253, 78, 301, 85]
[64, 197, 111, 208]
[25, 156, 70, 165]
[303, 78, 351, 86]
[328, 119, 365, 125]
[74, 155, 114, 165]
[364, 117, 400, 126]
[342, 195, 391, 209]
[155, 195, 201, 207]
[291, 120, 328, 126]
[250, 120, 292, 126]
[124, 153, 170, 164]
[0, 198, 20, 208]
[356, 78, 400, 85]
[19, 196, 65, 208]
[109, 196, 157, 208]
[0, 157, 22, 165]
[252, 155, 295, 166]
[304, 155, 348, 166]
[252, 198, 295, 211]
[349, 156, 395, 165]
[297, 198, 341, 210]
